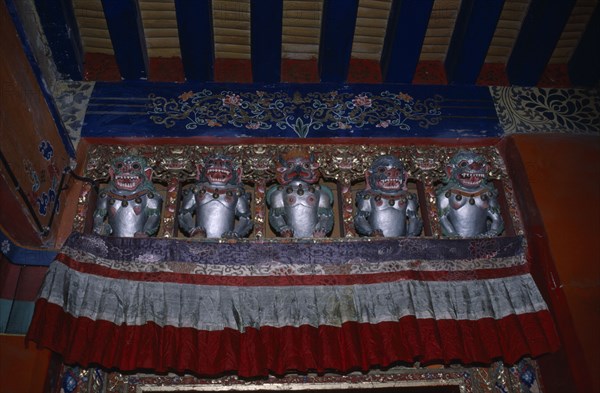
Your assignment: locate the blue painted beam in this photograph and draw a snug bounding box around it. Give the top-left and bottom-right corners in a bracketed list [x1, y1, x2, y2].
[0, 230, 57, 266]
[174, 0, 214, 81]
[568, 4, 600, 87]
[250, 0, 283, 83]
[83, 81, 506, 138]
[101, 0, 148, 80]
[33, 0, 84, 80]
[445, 0, 505, 85]
[506, 0, 576, 86]
[381, 0, 434, 83]
[318, 0, 359, 83]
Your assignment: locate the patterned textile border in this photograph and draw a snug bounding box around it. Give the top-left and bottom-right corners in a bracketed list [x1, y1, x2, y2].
[27, 232, 559, 377]
[490, 86, 600, 135]
[62, 245, 526, 277]
[63, 232, 525, 270]
[40, 261, 549, 329]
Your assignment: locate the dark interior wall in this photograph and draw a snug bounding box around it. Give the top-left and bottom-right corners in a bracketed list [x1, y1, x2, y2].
[512, 134, 600, 393]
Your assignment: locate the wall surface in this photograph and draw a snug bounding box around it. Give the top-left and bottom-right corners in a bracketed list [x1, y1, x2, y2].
[0, 335, 51, 393]
[0, 0, 72, 247]
[513, 134, 600, 393]
[0, 2, 70, 391]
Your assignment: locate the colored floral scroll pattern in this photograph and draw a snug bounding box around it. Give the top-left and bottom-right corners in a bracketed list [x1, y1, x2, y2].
[147, 90, 444, 137]
[147, 89, 295, 131]
[297, 91, 443, 134]
[491, 86, 600, 134]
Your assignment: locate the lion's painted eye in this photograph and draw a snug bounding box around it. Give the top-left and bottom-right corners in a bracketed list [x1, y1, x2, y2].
[303, 163, 310, 169]
[132, 163, 140, 170]
[458, 161, 468, 167]
[116, 162, 124, 169]
[377, 167, 386, 173]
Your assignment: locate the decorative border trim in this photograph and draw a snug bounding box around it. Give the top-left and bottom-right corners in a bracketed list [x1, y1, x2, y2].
[60, 358, 543, 393]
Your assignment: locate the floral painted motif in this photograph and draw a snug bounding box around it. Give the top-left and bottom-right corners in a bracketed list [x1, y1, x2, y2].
[491, 86, 600, 134]
[147, 89, 294, 132]
[222, 94, 242, 107]
[352, 94, 372, 108]
[298, 91, 443, 134]
[147, 90, 444, 137]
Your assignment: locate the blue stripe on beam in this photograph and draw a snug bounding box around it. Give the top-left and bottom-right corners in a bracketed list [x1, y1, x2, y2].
[101, 0, 148, 80]
[33, 0, 84, 80]
[251, 0, 283, 83]
[568, 4, 600, 87]
[506, 0, 576, 86]
[445, 0, 505, 85]
[381, 0, 434, 83]
[318, 0, 359, 83]
[174, 0, 214, 81]
[0, 230, 57, 266]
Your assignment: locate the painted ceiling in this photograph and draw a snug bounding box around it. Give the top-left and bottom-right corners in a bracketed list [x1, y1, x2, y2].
[28, 0, 600, 86]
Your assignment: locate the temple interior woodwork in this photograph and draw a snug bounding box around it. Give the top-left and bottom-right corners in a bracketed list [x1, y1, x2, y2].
[0, 1, 598, 393]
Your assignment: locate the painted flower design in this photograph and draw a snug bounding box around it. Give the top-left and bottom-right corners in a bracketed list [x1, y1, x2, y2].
[178, 91, 194, 102]
[376, 120, 390, 128]
[352, 94, 372, 108]
[397, 92, 413, 103]
[222, 94, 242, 107]
[245, 122, 260, 130]
[207, 120, 222, 127]
[337, 122, 352, 130]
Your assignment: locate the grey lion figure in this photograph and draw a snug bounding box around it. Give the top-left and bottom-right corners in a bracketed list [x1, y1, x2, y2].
[354, 155, 422, 237]
[93, 155, 163, 237]
[266, 150, 334, 238]
[436, 150, 503, 238]
[178, 154, 253, 239]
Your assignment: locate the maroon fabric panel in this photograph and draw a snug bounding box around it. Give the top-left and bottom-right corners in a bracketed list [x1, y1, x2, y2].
[28, 299, 560, 377]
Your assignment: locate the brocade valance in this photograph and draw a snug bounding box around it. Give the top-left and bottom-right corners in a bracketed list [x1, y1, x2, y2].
[27, 233, 559, 377]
